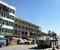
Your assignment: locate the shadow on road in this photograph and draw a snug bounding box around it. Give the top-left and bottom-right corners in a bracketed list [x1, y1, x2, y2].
[29, 46, 50, 49]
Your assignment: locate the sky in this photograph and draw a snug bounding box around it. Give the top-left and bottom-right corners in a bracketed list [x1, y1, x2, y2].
[2, 0, 60, 35]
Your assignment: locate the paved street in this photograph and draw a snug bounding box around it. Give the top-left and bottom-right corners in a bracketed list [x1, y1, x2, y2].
[0, 44, 60, 50]
[0, 44, 37, 50]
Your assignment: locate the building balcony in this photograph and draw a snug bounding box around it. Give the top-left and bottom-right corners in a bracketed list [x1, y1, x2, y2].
[1, 32, 13, 36]
[9, 13, 15, 16]
[2, 25, 13, 29]
[0, 16, 14, 23]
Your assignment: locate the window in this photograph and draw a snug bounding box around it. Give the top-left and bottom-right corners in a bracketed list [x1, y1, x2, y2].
[0, 5, 1, 10]
[19, 21, 21, 24]
[7, 22, 10, 26]
[3, 6, 9, 13]
[25, 27, 28, 30]
[22, 26, 25, 30]
[14, 24, 17, 28]
[10, 22, 13, 26]
[8, 22, 13, 26]
[3, 20, 8, 25]
[17, 25, 19, 29]
[0, 19, 2, 24]
[4, 13, 9, 18]
[18, 25, 21, 29]
[7, 29, 12, 33]
[15, 20, 18, 23]
[18, 25, 20, 29]
[22, 22, 24, 25]
[10, 9, 15, 14]
[3, 13, 14, 20]
[14, 30, 17, 35]
[0, 11, 3, 16]
[2, 28, 7, 32]
[17, 31, 20, 35]
[10, 15, 14, 20]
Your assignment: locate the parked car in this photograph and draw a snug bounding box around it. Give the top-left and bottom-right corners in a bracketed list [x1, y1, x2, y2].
[24, 38, 33, 45]
[17, 38, 25, 44]
[0, 35, 8, 47]
[9, 37, 20, 45]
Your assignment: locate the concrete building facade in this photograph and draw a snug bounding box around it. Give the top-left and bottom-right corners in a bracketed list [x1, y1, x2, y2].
[0, 1, 15, 36]
[13, 17, 41, 38]
[0, 1, 41, 38]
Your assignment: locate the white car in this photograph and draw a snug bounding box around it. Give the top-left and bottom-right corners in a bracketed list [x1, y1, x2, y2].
[17, 39, 26, 44]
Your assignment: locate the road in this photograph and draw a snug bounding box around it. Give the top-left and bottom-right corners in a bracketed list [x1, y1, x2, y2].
[0, 44, 37, 50]
[0, 44, 60, 50]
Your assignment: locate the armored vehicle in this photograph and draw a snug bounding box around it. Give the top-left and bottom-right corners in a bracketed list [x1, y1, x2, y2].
[36, 36, 54, 48]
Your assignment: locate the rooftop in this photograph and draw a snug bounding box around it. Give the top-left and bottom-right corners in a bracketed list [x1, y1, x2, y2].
[0, 1, 15, 10]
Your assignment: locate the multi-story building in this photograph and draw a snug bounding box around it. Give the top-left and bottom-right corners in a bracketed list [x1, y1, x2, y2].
[0, 1, 41, 38]
[13, 17, 41, 38]
[0, 1, 15, 37]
